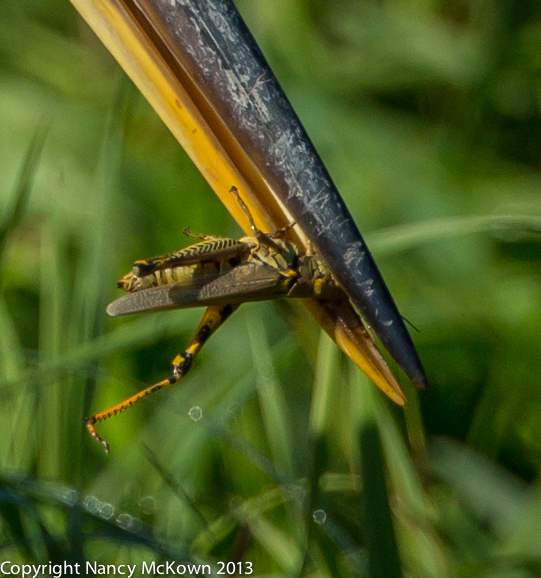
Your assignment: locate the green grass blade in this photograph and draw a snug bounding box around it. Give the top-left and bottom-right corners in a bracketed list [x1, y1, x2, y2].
[309, 330, 342, 436]
[359, 421, 404, 578]
[248, 309, 295, 478]
[0, 120, 48, 266]
[369, 214, 541, 257]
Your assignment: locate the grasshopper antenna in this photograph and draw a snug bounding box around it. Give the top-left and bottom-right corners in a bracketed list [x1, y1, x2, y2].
[230, 186, 282, 251]
[230, 186, 258, 235]
[402, 315, 420, 333]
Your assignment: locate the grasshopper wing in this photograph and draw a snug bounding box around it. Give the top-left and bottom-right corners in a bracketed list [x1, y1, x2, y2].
[107, 263, 294, 317]
[190, 262, 295, 304]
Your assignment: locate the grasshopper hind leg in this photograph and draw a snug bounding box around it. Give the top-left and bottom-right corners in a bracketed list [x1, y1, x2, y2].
[85, 304, 239, 454]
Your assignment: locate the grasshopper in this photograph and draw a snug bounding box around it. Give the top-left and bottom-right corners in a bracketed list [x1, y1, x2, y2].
[86, 187, 344, 453]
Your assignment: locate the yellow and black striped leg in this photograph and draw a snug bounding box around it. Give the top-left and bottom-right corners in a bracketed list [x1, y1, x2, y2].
[85, 304, 239, 454]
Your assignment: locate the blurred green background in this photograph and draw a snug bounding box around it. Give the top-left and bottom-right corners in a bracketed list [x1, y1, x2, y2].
[1, 0, 541, 576]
